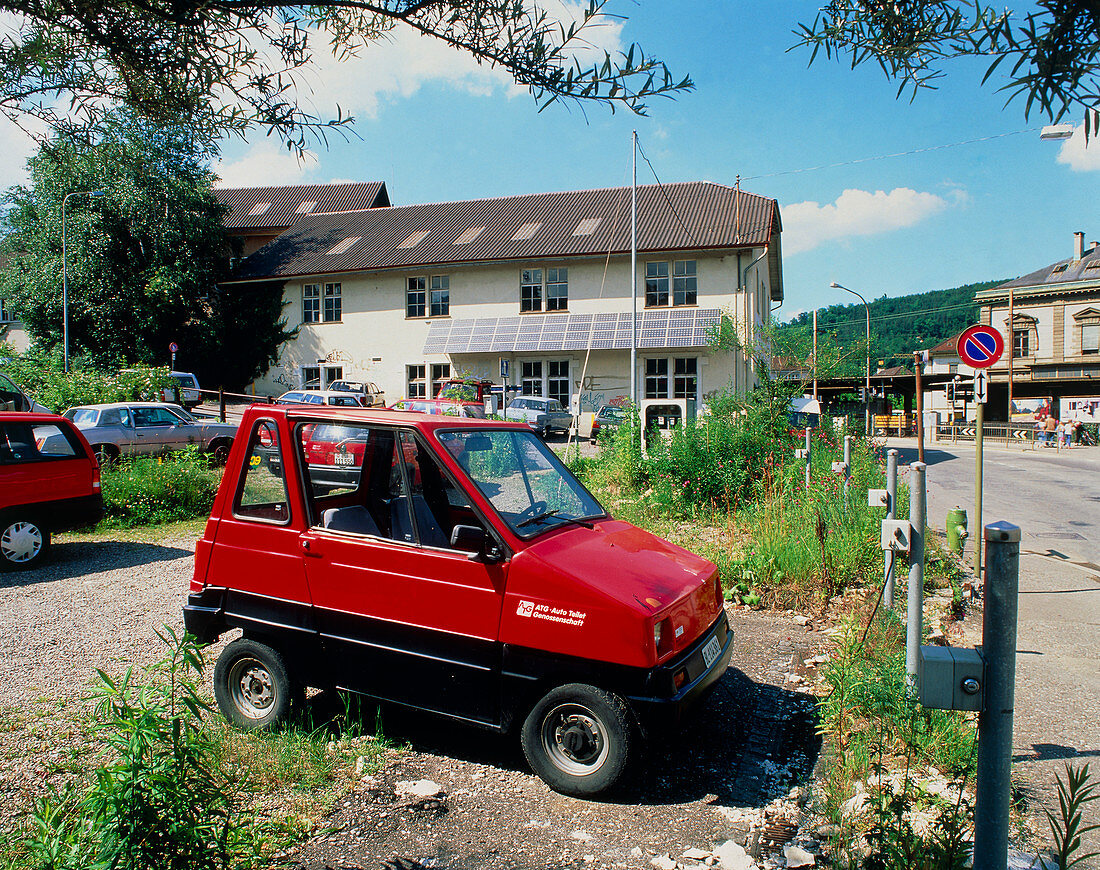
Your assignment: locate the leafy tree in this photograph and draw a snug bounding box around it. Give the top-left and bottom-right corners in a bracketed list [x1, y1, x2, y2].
[0, 0, 692, 152]
[0, 113, 296, 388]
[795, 2, 1100, 129]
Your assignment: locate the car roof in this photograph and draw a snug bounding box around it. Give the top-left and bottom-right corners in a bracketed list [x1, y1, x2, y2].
[260, 404, 528, 433]
[66, 402, 186, 411]
[0, 411, 69, 424]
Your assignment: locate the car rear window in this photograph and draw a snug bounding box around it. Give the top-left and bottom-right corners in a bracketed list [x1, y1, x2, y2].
[66, 408, 99, 425]
[0, 421, 81, 464]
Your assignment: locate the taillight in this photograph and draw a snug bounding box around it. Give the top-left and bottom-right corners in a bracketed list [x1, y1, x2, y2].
[653, 617, 673, 657]
[92, 462, 101, 491]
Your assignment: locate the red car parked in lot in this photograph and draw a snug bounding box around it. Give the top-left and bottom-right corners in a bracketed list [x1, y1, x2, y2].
[0, 412, 103, 569]
[184, 405, 732, 796]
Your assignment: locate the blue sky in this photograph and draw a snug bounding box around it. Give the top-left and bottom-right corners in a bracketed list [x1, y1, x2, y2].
[3, 1, 1096, 318]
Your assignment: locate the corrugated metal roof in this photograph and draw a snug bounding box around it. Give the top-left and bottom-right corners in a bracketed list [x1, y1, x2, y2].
[979, 245, 1100, 297]
[215, 181, 390, 230]
[230, 182, 779, 281]
[423, 309, 722, 355]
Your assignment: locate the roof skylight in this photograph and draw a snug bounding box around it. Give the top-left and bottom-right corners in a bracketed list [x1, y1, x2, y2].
[296, 201, 317, 214]
[399, 230, 431, 248]
[512, 222, 542, 241]
[454, 226, 486, 245]
[248, 202, 272, 216]
[325, 236, 361, 256]
[573, 217, 602, 236]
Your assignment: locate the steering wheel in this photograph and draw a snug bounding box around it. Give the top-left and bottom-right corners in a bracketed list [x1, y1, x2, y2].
[516, 500, 549, 525]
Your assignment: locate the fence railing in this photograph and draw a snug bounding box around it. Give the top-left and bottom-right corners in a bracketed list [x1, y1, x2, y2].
[935, 422, 1039, 448]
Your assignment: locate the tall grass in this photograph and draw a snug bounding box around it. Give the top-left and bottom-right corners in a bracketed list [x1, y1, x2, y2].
[99, 448, 222, 527]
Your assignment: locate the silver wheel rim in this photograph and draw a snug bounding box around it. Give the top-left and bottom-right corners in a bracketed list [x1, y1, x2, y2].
[227, 657, 277, 720]
[1, 521, 43, 564]
[540, 702, 609, 776]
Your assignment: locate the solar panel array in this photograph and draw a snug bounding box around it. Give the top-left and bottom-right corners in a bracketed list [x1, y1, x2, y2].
[422, 308, 721, 355]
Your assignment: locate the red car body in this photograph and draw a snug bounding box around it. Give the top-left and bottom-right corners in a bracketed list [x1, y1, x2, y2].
[0, 412, 103, 569]
[185, 405, 731, 795]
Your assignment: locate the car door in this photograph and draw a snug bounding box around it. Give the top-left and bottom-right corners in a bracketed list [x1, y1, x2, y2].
[131, 406, 186, 453]
[299, 422, 508, 726]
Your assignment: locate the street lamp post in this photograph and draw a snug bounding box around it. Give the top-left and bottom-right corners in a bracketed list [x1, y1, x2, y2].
[62, 189, 105, 372]
[831, 282, 871, 435]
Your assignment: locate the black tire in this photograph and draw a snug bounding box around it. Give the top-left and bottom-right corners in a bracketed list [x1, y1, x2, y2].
[208, 439, 232, 466]
[91, 444, 119, 468]
[0, 515, 50, 570]
[213, 639, 294, 730]
[520, 683, 636, 797]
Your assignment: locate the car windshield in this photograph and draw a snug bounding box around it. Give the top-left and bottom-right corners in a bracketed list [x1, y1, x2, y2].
[437, 429, 605, 537]
[65, 408, 99, 425]
[599, 406, 627, 421]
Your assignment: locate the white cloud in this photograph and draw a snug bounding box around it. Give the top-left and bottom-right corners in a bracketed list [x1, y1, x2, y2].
[1056, 125, 1100, 171]
[214, 143, 318, 188]
[0, 117, 40, 192]
[297, 0, 625, 120]
[782, 187, 952, 256]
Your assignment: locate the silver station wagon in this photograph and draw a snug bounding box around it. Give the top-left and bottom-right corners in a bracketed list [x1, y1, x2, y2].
[62, 402, 238, 465]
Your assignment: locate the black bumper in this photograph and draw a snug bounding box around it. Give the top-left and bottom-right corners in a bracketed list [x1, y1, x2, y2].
[183, 586, 226, 644]
[628, 610, 733, 728]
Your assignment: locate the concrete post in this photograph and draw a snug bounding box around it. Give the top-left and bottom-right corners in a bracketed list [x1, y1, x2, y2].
[973, 521, 1021, 870]
[906, 461, 926, 688]
[804, 426, 812, 490]
[843, 435, 852, 510]
[885, 449, 898, 609]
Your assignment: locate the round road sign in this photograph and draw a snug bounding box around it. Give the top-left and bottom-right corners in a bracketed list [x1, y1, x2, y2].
[169, 341, 179, 354]
[957, 324, 1004, 369]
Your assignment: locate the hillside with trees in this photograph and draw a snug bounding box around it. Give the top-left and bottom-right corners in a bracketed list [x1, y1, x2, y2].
[781, 280, 1005, 373]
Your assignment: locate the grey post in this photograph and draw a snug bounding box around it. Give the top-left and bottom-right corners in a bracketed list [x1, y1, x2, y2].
[804, 426, 812, 490]
[885, 449, 898, 609]
[843, 435, 852, 510]
[906, 461, 926, 688]
[973, 521, 1021, 870]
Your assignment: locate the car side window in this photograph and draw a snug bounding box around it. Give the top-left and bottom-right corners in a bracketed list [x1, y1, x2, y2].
[398, 430, 485, 550]
[0, 422, 79, 463]
[235, 420, 290, 524]
[99, 409, 122, 426]
[133, 407, 175, 427]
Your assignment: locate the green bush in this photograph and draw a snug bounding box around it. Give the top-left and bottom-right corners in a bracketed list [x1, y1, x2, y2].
[0, 346, 172, 413]
[100, 449, 221, 527]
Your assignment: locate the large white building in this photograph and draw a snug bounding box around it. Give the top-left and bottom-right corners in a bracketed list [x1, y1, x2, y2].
[230, 182, 784, 409]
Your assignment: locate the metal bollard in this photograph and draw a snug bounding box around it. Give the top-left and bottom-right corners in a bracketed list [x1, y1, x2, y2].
[973, 521, 1021, 870]
[804, 427, 812, 490]
[906, 461, 926, 689]
[843, 435, 852, 509]
[885, 449, 898, 610]
[219, 387, 226, 423]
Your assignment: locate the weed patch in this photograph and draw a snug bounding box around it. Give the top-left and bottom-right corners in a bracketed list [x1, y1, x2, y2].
[99, 449, 221, 527]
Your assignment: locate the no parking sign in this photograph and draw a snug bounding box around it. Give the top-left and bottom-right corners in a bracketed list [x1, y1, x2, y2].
[957, 325, 1004, 369]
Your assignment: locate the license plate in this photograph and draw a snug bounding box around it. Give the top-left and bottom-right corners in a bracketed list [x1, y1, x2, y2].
[701, 635, 722, 669]
[333, 453, 354, 466]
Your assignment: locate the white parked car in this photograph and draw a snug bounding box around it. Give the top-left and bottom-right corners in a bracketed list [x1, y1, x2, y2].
[503, 396, 573, 438]
[275, 390, 367, 407]
[62, 402, 238, 464]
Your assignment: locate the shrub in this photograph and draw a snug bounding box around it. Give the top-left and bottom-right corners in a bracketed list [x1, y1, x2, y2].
[100, 449, 221, 527]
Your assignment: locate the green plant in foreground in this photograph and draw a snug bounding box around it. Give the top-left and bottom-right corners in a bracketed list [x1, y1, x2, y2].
[99, 448, 221, 528]
[1044, 762, 1099, 869]
[19, 627, 275, 870]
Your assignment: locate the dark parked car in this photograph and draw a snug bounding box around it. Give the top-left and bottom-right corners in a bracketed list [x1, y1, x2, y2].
[0, 412, 103, 569]
[591, 405, 629, 442]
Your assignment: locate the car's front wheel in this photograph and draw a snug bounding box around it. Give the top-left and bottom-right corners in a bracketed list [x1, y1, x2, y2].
[520, 683, 636, 797]
[0, 516, 50, 570]
[213, 639, 294, 730]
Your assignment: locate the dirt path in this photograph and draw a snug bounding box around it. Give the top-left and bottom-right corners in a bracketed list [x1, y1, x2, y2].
[283, 609, 826, 870]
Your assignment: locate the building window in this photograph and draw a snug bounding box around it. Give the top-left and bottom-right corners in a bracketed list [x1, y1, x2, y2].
[645, 262, 669, 308]
[1013, 329, 1030, 358]
[548, 360, 570, 406]
[673, 357, 698, 398]
[431, 363, 451, 396]
[1083, 324, 1100, 355]
[521, 361, 543, 395]
[407, 277, 426, 318]
[300, 366, 320, 388]
[303, 284, 320, 323]
[546, 269, 568, 311]
[430, 276, 449, 317]
[407, 364, 427, 398]
[645, 358, 669, 398]
[323, 365, 343, 387]
[521, 270, 542, 312]
[323, 283, 342, 321]
[673, 261, 697, 306]
[0, 298, 12, 323]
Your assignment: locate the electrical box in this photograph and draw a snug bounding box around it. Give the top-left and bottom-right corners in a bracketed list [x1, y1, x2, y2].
[881, 519, 912, 552]
[831, 461, 849, 475]
[868, 489, 888, 508]
[918, 645, 985, 712]
[795, 449, 808, 459]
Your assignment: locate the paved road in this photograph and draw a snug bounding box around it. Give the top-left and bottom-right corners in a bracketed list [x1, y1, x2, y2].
[885, 438, 1100, 863]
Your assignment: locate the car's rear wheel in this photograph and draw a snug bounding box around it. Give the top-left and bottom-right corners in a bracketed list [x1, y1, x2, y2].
[521, 683, 635, 797]
[208, 439, 232, 466]
[214, 639, 294, 730]
[0, 516, 50, 571]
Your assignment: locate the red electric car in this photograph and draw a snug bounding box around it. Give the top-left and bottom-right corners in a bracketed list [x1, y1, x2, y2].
[184, 405, 732, 796]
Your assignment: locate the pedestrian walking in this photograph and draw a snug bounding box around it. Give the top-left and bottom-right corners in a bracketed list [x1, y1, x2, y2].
[1043, 414, 1058, 447]
[1064, 418, 1076, 448]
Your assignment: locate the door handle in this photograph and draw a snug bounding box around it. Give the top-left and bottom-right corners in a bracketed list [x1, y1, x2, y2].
[300, 536, 323, 557]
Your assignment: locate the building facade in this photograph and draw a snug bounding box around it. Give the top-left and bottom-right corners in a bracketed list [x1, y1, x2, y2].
[231, 182, 783, 410]
[975, 231, 1100, 419]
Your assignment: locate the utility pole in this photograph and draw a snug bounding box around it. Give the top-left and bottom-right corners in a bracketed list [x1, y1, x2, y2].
[914, 351, 925, 463]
